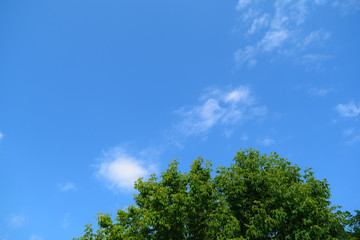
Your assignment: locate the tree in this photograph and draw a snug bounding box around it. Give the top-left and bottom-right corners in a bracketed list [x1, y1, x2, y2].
[343, 210, 360, 239]
[75, 148, 353, 240]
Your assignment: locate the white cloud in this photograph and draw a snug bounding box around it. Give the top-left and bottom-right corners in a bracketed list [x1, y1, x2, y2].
[299, 54, 332, 70]
[247, 14, 270, 35]
[333, 0, 360, 15]
[335, 103, 360, 144]
[61, 213, 71, 229]
[344, 128, 355, 136]
[8, 214, 25, 228]
[241, 133, 248, 141]
[224, 87, 252, 104]
[261, 30, 289, 51]
[175, 99, 224, 137]
[234, 0, 333, 67]
[343, 128, 360, 145]
[0, 131, 3, 141]
[307, 86, 330, 97]
[30, 235, 44, 240]
[234, 45, 257, 67]
[347, 134, 360, 144]
[301, 30, 331, 48]
[173, 86, 267, 139]
[260, 137, 275, 146]
[58, 182, 76, 192]
[96, 147, 154, 191]
[237, 0, 253, 10]
[224, 129, 234, 138]
[336, 102, 360, 117]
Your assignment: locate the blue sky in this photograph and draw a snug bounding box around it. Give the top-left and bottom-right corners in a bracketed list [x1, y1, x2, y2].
[1, 0, 360, 239]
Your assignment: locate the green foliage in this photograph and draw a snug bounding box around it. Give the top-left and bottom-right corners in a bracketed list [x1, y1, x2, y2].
[343, 210, 360, 239]
[75, 149, 356, 240]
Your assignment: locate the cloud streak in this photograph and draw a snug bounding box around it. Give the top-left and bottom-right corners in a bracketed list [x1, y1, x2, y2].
[234, 0, 333, 67]
[336, 101, 360, 144]
[61, 213, 71, 229]
[307, 86, 331, 97]
[333, 0, 360, 15]
[58, 182, 77, 192]
[259, 137, 275, 146]
[171, 86, 267, 141]
[8, 214, 26, 228]
[30, 235, 44, 240]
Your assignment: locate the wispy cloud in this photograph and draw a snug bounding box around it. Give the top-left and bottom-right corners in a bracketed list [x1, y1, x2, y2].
[58, 182, 77, 192]
[30, 235, 44, 240]
[234, 0, 333, 68]
[335, 102, 360, 144]
[234, 46, 257, 67]
[96, 147, 156, 192]
[236, 0, 253, 10]
[343, 128, 360, 145]
[344, 128, 355, 136]
[247, 13, 270, 35]
[336, 101, 360, 117]
[8, 214, 26, 228]
[259, 137, 275, 146]
[299, 54, 332, 70]
[300, 30, 331, 49]
[171, 86, 267, 141]
[61, 213, 71, 229]
[241, 133, 249, 141]
[0, 131, 3, 141]
[307, 86, 331, 97]
[333, 0, 360, 15]
[261, 29, 289, 52]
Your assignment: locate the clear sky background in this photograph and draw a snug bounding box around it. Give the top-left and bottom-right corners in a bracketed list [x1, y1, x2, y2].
[1, 0, 359, 239]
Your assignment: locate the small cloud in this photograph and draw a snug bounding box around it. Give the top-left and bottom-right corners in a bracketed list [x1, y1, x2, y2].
[224, 129, 234, 138]
[260, 137, 275, 146]
[307, 87, 330, 97]
[224, 87, 252, 104]
[0, 131, 3, 141]
[347, 134, 360, 145]
[247, 14, 270, 35]
[333, 0, 360, 15]
[260, 30, 289, 52]
[301, 54, 332, 62]
[8, 214, 26, 228]
[341, 128, 360, 145]
[336, 102, 360, 117]
[236, 0, 253, 10]
[58, 182, 76, 192]
[61, 213, 71, 229]
[343, 128, 355, 136]
[299, 54, 332, 70]
[30, 235, 44, 240]
[241, 134, 248, 141]
[344, 128, 360, 145]
[300, 30, 331, 48]
[96, 147, 155, 192]
[234, 45, 257, 67]
[173, 86, 267, 139]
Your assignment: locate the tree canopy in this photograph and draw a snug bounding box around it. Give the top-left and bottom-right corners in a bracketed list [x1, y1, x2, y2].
[75, 149, 358, 240]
